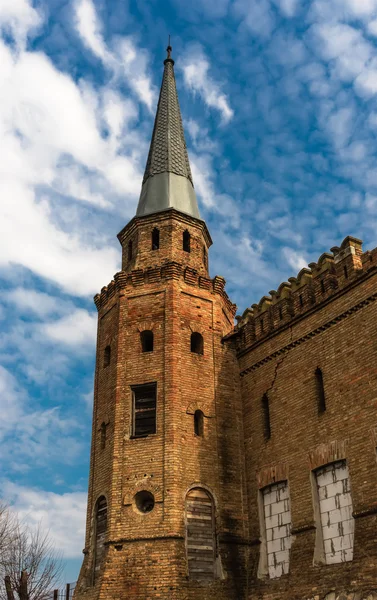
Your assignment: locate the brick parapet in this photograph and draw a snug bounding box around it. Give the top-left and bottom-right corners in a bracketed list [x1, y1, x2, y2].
[234, 237, 375, 352]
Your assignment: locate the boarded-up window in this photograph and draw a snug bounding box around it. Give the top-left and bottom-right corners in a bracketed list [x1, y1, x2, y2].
[186, 488, 216, 582]
[132, 383, 157, 437]
[315, 461, 354, 564]
[94, 496, 107, 582]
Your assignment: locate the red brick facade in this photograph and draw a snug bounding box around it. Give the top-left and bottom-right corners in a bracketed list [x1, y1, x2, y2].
[74, 212, 377, 599]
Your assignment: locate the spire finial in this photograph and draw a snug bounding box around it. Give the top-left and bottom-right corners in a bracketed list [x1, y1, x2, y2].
[165, 36, 174, 65]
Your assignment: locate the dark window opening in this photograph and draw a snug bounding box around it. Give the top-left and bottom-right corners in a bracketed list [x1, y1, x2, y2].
[203, 245, 208, 268]
[194, 410, 204, 437]
[128, 240, 133, 261]
[262, 393, 271, 440]
[140, 330, 154, 352]
[299, 294, 304, 307]
[152, 228, 160, 250]
[315, 367, 326, 413]
[344, 265, 348, 279]
[94, 496, 107, 583]
[132, 384, 157, 437]
[100, 422, 108, 449]
[103, 345, 111, 368]
[135, 490, 155, 513]
[183, 230, 191, 253]
[191, 332, 204, 355]
[186, 488, 215, 582]
[321, 279, 325, 293]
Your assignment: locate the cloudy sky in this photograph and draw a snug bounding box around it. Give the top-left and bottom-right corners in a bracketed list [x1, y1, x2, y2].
[2, 0, 377, 584]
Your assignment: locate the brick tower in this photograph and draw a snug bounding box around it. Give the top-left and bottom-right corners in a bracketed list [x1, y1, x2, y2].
[74, 45, 249, 600]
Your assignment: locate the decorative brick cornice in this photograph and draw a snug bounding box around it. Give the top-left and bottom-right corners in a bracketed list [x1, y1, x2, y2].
[94, 262, 236, 317]
[239, 291, 377, 376]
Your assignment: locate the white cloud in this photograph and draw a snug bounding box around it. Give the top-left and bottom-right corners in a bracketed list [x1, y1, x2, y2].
[74, 0, 108, 61]
[273, 0, 299, 17]
[7, 288, 64, 317]
[42, 309, 97, 347]
[282, 247, 308, 271]
[181, 49, 233, 123]
[0, 0, 41, 49]
[3, 481, 87, 558]
[233, 0, 275, 38]
[74, 0, 156, 111]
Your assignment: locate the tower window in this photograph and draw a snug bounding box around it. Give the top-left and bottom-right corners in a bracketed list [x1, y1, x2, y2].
[186, 488, 216, 581]
[299, 294, 304, 307]
[128, 240, 133, 261]
[94, 496, 107, 583]
[194, 410, 204, 437]
[262, 393, 271, 440]
[320, 279, 325, 294]
[132, 384, 157, 437]
[103, 345, 111, 368]
[140, 330, 154, 353]
[190, 332, 204, 355]
[152, 228, 160, 250]
[203, 245, 208, 269]
[100, 422, 107, 449]
[344, 265, 348, 279]
[183, 230, 191, 253]
[315, 367, 326, 413]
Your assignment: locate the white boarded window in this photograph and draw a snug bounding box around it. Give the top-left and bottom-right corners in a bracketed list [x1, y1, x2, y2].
[315, 461, 354, 564]
[185, 488, 215, 582]
[262, 481, 291, 579]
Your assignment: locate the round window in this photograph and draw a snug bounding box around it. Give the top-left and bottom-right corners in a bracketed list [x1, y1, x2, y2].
[134, 491, 155, 514]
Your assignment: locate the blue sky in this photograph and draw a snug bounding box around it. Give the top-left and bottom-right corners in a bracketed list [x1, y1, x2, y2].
[2, 0, 377, 584]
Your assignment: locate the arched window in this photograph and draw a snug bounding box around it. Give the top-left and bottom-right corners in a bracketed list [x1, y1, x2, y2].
[185, 488, 216, 581]
[103, 345, 111, 368]
[190, 332, 203, 355]
[152, 228, 160, 250]
[128, 240, 133, 261]
[194, 410, 204, 437]
[94, 496, 107, 582]
[140, 330, 154, 352]
[183, 230, 191, 253]
[262, 393, 271, 440]
[315, 367, 326, 413]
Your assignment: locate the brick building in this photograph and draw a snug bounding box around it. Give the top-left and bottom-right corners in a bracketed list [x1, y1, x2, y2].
[74, 46, 377, 600]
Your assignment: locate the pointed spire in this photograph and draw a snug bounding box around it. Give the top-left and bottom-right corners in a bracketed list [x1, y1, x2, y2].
[136, 44, 201, 220]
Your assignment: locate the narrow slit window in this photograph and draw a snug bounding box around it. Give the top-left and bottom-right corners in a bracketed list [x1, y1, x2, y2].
[191, 332, 204, 355]
[262, 393, 271, 440]
[152, 228, 160, 250]
[186, 488, 216, 581]
[128, 240, 133, 261]
[132, 384, 157, 437]
[344, 265, 348, 279]
[103, 345, 111, 368]
[183, 230, 191, 253]
[94, 496, 107, 583]
[315, 367, 326, 413]
[140, 330, 154, 353]
[194, 410, 204, 437]
[100, 422, 107, 449]
[321, 279, 325, 293]
[203, 245, 208, 268]
[299, 294, 304, 307]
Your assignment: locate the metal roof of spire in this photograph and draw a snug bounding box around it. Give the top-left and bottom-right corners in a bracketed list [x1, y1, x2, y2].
[136, 43, 201, 220]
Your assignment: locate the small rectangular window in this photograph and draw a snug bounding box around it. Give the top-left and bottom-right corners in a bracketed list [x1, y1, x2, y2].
[132, 384, 157, 437]
[262, 393, 271, 440]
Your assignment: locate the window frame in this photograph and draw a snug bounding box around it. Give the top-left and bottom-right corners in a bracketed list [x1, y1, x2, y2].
[190, 332, 204, 355]
[183, 230, 191, 253]
[140, 330, 154, 353]
[152, 227, 160, 250]
[131, 383, 157, 438]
